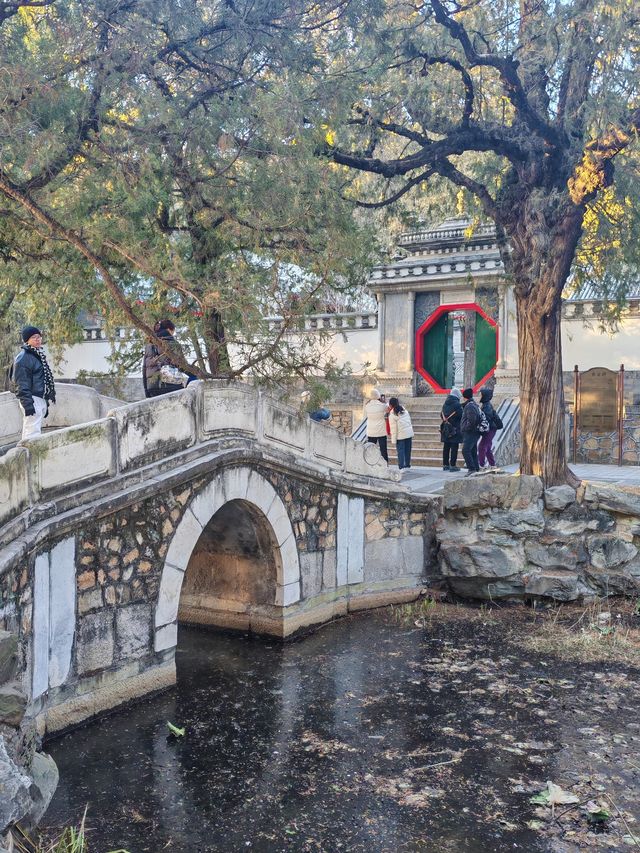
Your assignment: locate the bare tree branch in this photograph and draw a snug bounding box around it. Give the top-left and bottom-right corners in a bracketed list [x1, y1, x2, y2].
[421, 55, 475, 127]
[434, 158, 499, 220]
[331, 121, 527, 177]
[429, 0, 564, 147]
[352, 168, 437, 208]
[0, 168, 207, 378]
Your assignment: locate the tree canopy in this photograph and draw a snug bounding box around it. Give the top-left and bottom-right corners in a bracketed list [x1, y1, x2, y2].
[318, 0, 640, 483]
[1, 0, 639, 483]
[0, 0, 377, 383]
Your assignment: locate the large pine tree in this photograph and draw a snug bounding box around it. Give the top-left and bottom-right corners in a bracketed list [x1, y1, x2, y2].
[322, 0, 640, 485]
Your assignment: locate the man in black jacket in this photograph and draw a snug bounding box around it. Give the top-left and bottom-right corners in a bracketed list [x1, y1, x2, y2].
[13, 326, 56, 439]
[460, 387, 481, 475]
[440, 387, 463, 471]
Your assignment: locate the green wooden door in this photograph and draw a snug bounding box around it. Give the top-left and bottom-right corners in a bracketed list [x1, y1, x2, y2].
[423, 311, 448, 387]
[475, 314, 497, 384]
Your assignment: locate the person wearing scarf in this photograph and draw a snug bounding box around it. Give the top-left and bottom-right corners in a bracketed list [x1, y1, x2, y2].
[13, 325, 56, 440]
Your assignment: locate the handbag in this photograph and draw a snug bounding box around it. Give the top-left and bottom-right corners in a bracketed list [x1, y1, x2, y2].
[160, 364, 188, 386]
[477, 409, 490, 434]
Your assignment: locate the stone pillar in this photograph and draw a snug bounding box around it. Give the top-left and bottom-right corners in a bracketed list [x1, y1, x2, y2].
[406, 291, 416, 372]
[376, 293, 385, 372]
[498, 284, 507, 370]
[494, 285, 520, 395]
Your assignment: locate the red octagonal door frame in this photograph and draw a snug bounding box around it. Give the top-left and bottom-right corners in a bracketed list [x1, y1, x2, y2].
[415, 302, 499, 395]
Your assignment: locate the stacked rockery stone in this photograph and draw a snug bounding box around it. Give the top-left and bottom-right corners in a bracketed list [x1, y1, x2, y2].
[437, 474, 640, 600]
[0, 630, 58, 851]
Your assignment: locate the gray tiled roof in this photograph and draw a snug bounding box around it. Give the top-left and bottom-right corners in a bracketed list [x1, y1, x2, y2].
[565, 282, 640, 302]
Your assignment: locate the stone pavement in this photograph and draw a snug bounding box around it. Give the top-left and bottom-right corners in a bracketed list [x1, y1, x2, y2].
[401, 463, 640, 495]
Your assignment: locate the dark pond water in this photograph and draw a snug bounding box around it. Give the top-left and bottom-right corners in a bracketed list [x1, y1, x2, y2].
[43, 611, 578, 852]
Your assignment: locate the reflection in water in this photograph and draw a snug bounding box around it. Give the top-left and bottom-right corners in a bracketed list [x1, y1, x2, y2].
[44, 614, 544, 852]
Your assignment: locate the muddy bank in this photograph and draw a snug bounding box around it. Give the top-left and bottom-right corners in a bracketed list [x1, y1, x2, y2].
[41, 601, 640, 852]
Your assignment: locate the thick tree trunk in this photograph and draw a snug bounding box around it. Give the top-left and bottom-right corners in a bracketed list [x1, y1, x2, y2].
[515, 290, 577, 486]
[204, 307, 230, 376]
[509, 204, 584, 487]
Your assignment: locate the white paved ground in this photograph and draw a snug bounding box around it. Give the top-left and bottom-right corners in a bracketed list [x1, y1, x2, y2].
[400, 463, 640, 496]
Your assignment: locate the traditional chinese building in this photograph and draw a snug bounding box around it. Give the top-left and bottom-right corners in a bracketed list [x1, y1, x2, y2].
[367, 216, 518, 398]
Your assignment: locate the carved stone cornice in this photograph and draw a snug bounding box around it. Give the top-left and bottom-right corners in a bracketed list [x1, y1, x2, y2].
[369, 217, 504, 293]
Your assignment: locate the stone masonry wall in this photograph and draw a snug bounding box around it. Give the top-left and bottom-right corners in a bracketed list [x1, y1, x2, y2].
[0, 477, 207, 728]
[329, 409, 353, 436]
[437, 473, 640, 601]
[364, 496, 438, 589]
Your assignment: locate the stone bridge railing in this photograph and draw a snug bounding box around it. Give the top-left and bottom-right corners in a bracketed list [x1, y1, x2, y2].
[0, 384, 124, 450]
[0, 381, 391, 550]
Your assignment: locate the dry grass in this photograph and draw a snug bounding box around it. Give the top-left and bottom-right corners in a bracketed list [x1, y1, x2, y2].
[390, 594, 640, 665]
[13, 809, 131, 853]
[515, 598, 640, 665]
[390, 595, 501, 627]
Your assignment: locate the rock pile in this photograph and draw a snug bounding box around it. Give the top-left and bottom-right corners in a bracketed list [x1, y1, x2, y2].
[0, 630, 58, 852]
[437, 474, 640, 600]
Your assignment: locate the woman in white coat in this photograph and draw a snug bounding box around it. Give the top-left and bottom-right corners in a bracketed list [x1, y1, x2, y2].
[364, 388, 389, 462]
[388, 397, 414, 471]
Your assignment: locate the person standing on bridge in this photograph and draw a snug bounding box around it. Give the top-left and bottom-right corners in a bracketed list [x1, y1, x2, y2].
[12, 325, 56, 440]
[364, 388, 389, 463]
[143, 320, 191, 397]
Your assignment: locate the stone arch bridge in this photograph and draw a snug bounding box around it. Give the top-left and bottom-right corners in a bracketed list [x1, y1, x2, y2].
[0, 382, 438, 734]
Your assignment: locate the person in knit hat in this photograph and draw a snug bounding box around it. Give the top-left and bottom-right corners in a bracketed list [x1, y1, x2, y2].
[12, 326, 56, 440]
[460, 387, 482, 475]
[439, 387, 463, 472]
[364, 387, 389, 462]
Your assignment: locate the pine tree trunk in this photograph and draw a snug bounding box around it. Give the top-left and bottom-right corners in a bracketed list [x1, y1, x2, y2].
[515, 288, 578, 487]
[204, 307, 230, 377]
[509, 205, 583, 487]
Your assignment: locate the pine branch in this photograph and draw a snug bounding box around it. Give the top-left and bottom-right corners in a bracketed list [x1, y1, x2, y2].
[429, 0, 564, 147]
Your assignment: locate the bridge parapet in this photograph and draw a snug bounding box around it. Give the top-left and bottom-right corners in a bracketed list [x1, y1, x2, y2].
[0, 381, 391, 543]
[0, 384, 123, 450]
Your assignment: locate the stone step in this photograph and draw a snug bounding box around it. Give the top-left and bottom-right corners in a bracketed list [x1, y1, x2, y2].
[0, 631, 18, 685]
[0, 681, 28, 727]
[388, 453, 444, 466]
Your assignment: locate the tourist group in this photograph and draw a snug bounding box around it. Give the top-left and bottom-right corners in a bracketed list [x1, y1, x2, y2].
[364, 386, 503, 476]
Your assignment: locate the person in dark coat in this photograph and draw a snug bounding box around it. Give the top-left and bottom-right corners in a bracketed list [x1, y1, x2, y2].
[460, 387, 481, 475]
[478, 386, 498, 468]
[143, 320, 187, 397]
[440, 387, 462, 471]
[12, 325, 56, 439]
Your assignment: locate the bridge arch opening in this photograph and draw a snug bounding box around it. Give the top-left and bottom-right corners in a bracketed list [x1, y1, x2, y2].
[154, 467, 301, 649]
[178, 499, 279, 629]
